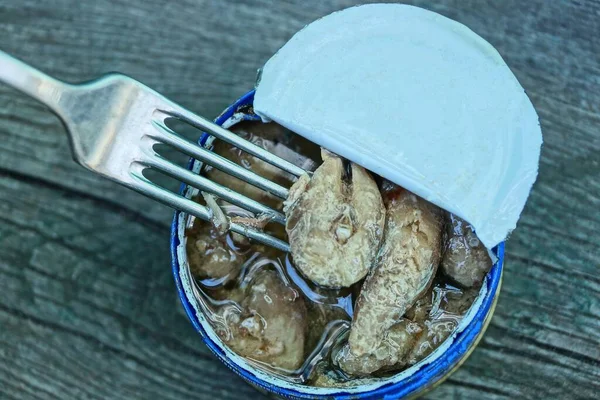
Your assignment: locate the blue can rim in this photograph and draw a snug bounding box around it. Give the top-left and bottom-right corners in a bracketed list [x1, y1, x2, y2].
[170, 90, 504, 399]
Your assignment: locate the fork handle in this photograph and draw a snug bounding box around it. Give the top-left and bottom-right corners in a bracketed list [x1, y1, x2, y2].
[0, 49, 70, 112]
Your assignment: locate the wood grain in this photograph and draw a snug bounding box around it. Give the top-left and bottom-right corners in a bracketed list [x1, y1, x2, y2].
[0, 0, 599, 399]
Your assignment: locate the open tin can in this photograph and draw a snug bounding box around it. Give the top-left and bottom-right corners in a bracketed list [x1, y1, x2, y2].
[170, 90, 504, 399]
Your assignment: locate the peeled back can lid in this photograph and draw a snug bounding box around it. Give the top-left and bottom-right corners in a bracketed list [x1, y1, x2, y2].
[254, 3, 543, 250]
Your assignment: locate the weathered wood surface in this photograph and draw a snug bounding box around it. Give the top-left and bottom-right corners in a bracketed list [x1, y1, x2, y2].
[0, 0, 598, 398]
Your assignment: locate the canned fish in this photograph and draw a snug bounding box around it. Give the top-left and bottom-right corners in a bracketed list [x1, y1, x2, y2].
[171, 91, 504, 399]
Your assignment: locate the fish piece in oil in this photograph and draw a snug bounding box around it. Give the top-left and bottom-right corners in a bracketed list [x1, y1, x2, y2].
[186, 221, 248, 282]
[334, 319, 424, 376]
[347, 184, 443, 359]
[334, 282, 476, 376]
[221, 270, 308, 370]
[284, 150, 385, 288]
[441, 213, 492, 288]
[334, 286, 435, 377]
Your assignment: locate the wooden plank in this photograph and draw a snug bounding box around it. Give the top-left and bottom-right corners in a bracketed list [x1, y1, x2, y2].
[0, 0, 598, 399]
[0, 173, 261, 399]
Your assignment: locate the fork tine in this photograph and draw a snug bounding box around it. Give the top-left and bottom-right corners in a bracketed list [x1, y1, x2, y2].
[151, 120, 290, 199]
[128, 170, 290, 252]
[143, 154, 286, 225]
[161, 108, 307, 177]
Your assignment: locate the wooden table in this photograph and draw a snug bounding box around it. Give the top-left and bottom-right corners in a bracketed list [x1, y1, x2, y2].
[1, 1, 598, 398]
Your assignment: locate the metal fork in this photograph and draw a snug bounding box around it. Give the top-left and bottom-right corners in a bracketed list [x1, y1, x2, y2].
[0, 50, 305, 252]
